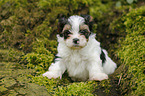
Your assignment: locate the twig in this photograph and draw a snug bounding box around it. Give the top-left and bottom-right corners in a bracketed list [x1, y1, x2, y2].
[118, 75, 122, 85]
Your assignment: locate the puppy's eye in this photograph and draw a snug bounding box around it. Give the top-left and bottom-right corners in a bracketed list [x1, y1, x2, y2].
[79, 29, 90, 39]
[79, 29, 88, 35]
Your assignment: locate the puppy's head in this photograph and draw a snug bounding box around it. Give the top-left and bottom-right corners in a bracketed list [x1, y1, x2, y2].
[58, 15, 93, 49]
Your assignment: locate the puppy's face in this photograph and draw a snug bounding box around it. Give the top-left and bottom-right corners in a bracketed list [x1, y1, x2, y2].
[58, 15, 93, 49]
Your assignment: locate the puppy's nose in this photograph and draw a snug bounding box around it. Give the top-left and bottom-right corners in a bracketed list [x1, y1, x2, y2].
[73, 38, 79, 44]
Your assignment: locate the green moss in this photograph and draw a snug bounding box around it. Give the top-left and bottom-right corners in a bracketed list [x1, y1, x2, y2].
[55, 82, 94, 96]
[111, 6, 145, 95]
[8, 90, 18, 96]
[23, 52, 53, 73]
[32, 38, 57, 54]
[0, 49, 24, 62]
[38, 0, 100, 11]
[1, 77, 17, 88]
[29, 76, 60, 94]
[0, 85, 8, 92]
[89, 1, 109, 21]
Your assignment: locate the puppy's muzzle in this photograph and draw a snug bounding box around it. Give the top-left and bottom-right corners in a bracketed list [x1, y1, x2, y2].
[73, 38, 79, 44]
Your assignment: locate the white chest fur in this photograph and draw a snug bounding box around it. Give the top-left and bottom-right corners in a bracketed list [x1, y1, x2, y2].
[64, 50, 89, 81]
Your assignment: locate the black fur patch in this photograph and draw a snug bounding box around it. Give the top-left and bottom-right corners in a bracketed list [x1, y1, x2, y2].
[53, 55, 62, 63]
[63, 30, 72, 40]
[58, 17, 68, 35]
[100, 49, 106, 66]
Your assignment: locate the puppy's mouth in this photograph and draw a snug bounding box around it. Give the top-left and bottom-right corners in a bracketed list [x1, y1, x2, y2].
[71, 44, 84, 49]
[73, 44, 79, 47]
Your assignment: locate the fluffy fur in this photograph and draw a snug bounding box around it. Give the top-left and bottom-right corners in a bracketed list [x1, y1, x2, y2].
[43, 15, 117, 81]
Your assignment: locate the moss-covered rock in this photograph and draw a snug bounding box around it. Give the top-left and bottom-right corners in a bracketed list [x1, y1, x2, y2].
[111, 6, 145, 95]
[0, 61, 50, 95]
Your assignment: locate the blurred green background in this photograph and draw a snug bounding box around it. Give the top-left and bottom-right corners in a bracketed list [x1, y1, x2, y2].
[0, 0, 145, 95]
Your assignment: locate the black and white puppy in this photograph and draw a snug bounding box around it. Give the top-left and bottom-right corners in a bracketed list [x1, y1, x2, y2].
[43, 15, 117, 81]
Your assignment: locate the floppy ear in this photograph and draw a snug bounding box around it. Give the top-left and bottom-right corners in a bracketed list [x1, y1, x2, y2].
[81, 14, 94, 31]
[57, 15, 68, 36]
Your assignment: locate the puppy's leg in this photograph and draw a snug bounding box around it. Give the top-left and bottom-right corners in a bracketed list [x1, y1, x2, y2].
[88, 61, 108, 81]
[43, 61, 66, 79]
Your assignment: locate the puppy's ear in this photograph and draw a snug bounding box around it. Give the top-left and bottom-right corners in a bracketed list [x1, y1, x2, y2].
[57, 15, 68, 36]
[81, 14, 93, 24]
[81, 14, 94, 31]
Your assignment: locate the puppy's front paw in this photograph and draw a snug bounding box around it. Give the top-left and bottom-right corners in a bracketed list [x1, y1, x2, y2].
[89, 73, 108, 81]
[43, 71, 60, 79]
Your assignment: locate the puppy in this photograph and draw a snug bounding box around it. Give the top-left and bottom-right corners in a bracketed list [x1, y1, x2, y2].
[43, 15, 117, 81]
